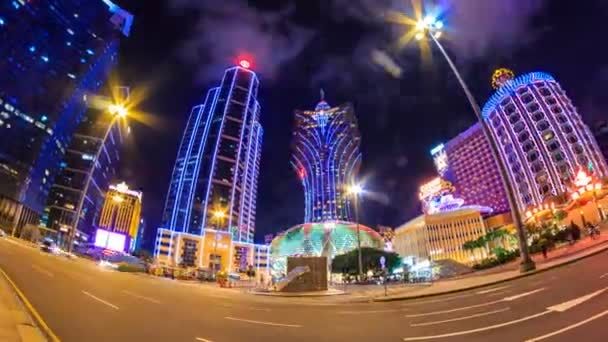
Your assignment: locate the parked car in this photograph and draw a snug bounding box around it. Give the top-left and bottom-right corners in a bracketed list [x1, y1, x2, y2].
[0, 230, 7, 238]
[41, 240, 59, 254]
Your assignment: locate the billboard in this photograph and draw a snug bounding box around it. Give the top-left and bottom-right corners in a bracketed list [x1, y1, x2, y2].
[94, 228, 127, 252]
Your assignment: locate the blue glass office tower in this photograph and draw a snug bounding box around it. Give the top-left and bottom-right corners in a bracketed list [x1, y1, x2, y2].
[291, 93, 362, 223]
[0, 1, 132, 234]
[160, 64, 263, 243]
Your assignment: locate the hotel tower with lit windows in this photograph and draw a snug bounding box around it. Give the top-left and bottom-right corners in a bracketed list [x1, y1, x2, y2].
[154, 62, 268, 274]
[0, 0, 132, 236]
[95, 182, 142, 253]
[483, 69, 608, 213]
[291, 91, 362, 223]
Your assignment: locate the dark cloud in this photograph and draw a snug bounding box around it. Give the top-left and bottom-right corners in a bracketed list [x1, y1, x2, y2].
[168, 0, 547, 85]
[168, 0, 314, 83]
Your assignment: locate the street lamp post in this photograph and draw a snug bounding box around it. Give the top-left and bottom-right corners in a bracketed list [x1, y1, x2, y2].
[66, 104, 128, 253]
[212, 211, 226, 277]
[414, 17, 535, 272]
[348, 184, 364, 281]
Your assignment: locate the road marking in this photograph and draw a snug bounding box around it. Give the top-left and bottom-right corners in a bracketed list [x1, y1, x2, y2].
[476, 285, 510, 294]
[403, 311, 552, 340]
[600, 273, 608, 279]
[195, 338, 213, 342]
[339, 309, 408, 314]
[410, 307, 510, 327]
[31, 265, 54, 278]
[122, 290, 162, 304]
[526, 308, 608, 341]
[406, 288, 544, 318]
[82, 291, 119, 310]
[406, 299, 503, 317]
[225, 316, 302, 328]
[0, 267, 61, 342]
[406, 293, 476, 305]
[547, 286, 608, 312]
[503, 288, 545, 301]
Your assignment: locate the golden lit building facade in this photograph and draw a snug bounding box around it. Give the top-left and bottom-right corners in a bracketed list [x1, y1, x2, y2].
[154, 228, 269, 275]
[394, 208, 512, 266]
[97, 182, 142, 252]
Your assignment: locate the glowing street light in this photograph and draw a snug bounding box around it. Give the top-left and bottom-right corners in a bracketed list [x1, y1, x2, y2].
[211, 210, 226, 275]
[347, 183, 364, 280]
[389, 13, 535, 272]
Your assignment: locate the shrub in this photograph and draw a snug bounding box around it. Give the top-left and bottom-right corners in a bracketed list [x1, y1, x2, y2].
[117, 264, 145, 273]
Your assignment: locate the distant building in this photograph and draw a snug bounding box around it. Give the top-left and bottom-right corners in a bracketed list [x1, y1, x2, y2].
[0, 1, 132, 235]
[43, 87, 129, 246]
[483, 70, 608, 213]
[593, 121, 608, 162]
[431, 123, 510, 214]
[291, 91, 362, 223]
[96, 182, 142, 252]
[394, 209, 512, 267]
[155, 62, 263, 271]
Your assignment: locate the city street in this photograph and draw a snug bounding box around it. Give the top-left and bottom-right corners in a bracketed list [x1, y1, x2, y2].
[2, 237, 608, 341]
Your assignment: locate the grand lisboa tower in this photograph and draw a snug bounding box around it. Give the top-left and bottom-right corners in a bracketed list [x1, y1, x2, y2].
[483, 69, 608, 213]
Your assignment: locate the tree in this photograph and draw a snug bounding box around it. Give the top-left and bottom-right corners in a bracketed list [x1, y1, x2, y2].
[331, 247, 401, 274]
[553, 210, 567, 223]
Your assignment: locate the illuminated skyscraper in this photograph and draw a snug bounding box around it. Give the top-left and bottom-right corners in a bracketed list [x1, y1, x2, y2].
[291, 92, 362, 223]
[431, 123, 510, 214]
[160, 62, 262, 243]
[0, 0, 132, 234]
[483, 69, 608, 212]
[43, 87, 129, 244]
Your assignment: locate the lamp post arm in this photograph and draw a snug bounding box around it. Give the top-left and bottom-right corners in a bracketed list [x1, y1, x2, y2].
[67, 115, 119, 253]
[428, 32, 535, 272]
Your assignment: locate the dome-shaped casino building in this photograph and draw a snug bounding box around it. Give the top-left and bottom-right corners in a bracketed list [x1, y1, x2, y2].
[483, 69, 608, 213]
[269, 221, 384, 275]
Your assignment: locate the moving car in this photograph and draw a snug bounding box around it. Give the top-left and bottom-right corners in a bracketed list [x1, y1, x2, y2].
[0, 230, 7, 238]
[41, 240, 59, 254]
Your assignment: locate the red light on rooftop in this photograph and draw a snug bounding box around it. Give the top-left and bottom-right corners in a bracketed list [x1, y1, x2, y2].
[239, 59, 251, 69]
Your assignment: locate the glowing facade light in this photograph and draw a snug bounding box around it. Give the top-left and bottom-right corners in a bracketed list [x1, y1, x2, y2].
[108, 104, 127, 118]
[434, 21, 444, 29]
[433, 31, 442, 39]
[423, 16, 435, 26]
[415, 32, 424, 40]
[292, 93, 361, 223]
[239, 59, 251, 69]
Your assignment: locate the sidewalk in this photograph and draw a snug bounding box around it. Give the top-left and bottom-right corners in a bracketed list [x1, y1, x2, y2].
[373, 233, 608, 302]
[0, 269, 46, 342]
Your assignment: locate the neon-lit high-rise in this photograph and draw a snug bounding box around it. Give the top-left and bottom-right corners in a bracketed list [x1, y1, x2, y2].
[154, 62, 265, 272]
[483, 69, 608, 213]
[291, 92, 362, 223]
[0, 1, 132, 234]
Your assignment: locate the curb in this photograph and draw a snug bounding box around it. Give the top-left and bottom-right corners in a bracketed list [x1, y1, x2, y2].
[0, 267, 61, 341]
[250, 290, 347, 298]
[373, 241, 608, 302]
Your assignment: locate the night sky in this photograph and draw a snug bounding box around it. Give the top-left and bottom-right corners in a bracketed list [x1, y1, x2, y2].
[112, 0, 608, 249]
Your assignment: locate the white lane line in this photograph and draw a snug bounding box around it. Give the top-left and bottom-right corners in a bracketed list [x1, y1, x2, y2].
[547, 287, 608, 312]
[406, 288, 545, 318]
[600, 273, 608, 279]
[406, 293, 475, 306]
[225, 316, 302, 328]
[31, 265, 54, 278]
[406, 299, 502, 317]
[195, 338, 213, 342]
[403, 311, 552, 341]
[476, 286, 510, 294]
[503, 288, 545, 301]
[122, 290, 162, 304]
[339, 309, 407, 314]
[410, 307, 510, 327]
[221, 304, 270, 312]
[526, 309, 608, 341]
[82, 291, 119, 310]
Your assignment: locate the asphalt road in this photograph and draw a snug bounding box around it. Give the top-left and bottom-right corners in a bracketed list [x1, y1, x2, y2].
[1, 237, 608, 342]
